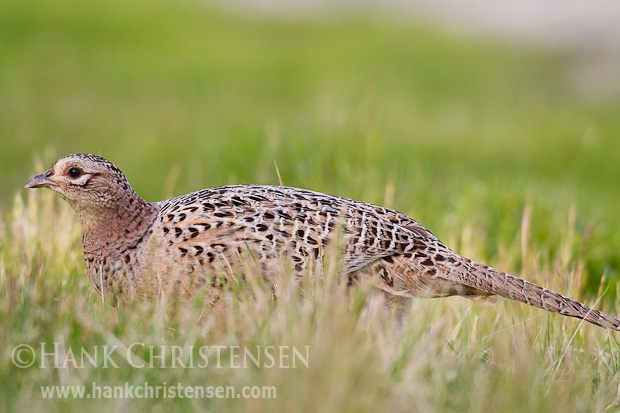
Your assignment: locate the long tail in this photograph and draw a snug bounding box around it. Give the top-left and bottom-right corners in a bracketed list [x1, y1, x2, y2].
[447, 256, 620, 331]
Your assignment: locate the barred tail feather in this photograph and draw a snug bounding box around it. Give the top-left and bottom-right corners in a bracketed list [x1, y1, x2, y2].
[450, 257, 620, 331]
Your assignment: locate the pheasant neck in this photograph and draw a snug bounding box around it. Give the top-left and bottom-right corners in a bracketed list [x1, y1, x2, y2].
[78, 193, 159, 258]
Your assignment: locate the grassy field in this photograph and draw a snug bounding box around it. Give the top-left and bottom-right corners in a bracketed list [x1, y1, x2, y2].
[2, 0, 620, 411]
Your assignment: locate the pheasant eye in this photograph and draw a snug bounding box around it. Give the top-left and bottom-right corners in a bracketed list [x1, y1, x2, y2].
[67, 167, 83, 179]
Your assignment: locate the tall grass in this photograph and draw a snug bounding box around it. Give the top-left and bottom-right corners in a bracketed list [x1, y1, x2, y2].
[1, 177, 620, 412]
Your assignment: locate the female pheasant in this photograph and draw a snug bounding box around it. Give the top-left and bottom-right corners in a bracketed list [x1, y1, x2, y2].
[25, 153, 620, 330]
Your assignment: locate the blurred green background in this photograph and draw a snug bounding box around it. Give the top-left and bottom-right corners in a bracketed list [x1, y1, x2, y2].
[1, 0, 619, 292]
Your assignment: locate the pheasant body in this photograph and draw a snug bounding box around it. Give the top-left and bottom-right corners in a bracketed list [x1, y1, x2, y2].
[25, 153, 620, 331]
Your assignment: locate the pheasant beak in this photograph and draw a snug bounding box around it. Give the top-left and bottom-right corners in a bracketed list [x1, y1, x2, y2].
[25, 169, 56, 189]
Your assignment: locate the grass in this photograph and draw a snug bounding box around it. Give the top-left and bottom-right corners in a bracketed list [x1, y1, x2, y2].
[2, 0, 620, 411]
[4, 190, 620, 412]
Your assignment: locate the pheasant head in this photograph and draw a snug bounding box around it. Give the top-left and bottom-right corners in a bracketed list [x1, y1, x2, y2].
[25, 153, 158, 254]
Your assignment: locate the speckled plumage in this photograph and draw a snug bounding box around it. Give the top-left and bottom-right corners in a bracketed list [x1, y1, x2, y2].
[25, 153, 620, 331]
